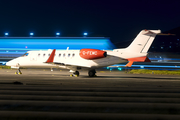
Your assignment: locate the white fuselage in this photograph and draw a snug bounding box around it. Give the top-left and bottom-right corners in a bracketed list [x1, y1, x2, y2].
[7, 49, 131, 70]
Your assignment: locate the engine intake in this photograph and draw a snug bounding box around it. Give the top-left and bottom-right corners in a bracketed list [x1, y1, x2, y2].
[80, 49, 107, 60]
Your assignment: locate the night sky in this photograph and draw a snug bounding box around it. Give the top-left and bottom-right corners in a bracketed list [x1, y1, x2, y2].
[1, 0, 180, 44]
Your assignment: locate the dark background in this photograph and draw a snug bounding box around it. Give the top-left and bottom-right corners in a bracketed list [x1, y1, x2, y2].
[0, 0, 180, 49]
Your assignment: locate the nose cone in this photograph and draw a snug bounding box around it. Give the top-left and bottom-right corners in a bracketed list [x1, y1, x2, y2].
[6, 60, 13, 66]
[6, 59, 21, 69]
[6, 59, 19, 67]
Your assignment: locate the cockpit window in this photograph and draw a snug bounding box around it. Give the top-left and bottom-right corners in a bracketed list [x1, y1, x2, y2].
[22, 52, 29, 57]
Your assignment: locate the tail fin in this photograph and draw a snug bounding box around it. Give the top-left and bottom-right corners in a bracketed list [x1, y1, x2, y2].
[126, 30, 161, 53]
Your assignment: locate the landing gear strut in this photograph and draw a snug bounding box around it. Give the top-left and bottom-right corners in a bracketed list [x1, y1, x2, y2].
[70, 71, 79, 77]
[15, 69, 22, 75]
[88, 69, 96, 77]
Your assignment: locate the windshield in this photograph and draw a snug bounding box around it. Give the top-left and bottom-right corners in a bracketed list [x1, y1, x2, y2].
[22, 52, 29, 57]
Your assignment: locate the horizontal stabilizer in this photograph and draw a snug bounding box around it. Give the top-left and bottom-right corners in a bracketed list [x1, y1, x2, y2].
[125, 61, 134, 67]
[125, 56, 151, 67]
[127, 56, 151, 62]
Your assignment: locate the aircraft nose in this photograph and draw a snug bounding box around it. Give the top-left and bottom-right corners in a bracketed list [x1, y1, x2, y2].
[6, 61, 12, 66]
[6, 59, 18, 67]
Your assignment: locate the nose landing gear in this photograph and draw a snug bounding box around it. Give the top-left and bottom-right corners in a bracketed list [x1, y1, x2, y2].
[70, 71, 79, 77]
[13, 63, 22, 75]
[15, 69, 22, 75]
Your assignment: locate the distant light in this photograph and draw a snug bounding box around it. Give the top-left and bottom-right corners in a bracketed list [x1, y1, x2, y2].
[140, 66, 144, 69]
[118, 68, 122, 71]
[107, 67, 109, 69]
[30, 33, 34, 36]
[56, 32, 60, 36]
[5, 33, 9, 36]
[83, 32, 88, 36]
[169, 46, 171, 48]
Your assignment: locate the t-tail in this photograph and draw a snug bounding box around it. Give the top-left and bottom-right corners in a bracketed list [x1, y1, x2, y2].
[126, 29, 161, 53]
[114, 30, 161, 67]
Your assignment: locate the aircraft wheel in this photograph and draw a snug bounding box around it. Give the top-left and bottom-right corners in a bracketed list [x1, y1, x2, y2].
[18, 72, 22, 74]
[88, 70, 96, 77]
[75, 71, 79, 76]
[71, 71, 79, 77]
[73, 71, 79, 76]
[18, 69, 22, 75]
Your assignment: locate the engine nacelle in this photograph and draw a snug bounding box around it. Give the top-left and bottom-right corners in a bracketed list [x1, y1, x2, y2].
[80, 49, 107, 60]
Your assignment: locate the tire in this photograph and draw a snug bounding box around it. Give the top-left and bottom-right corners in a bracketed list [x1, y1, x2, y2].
[74, 71, 79, 76]
[88, 70, 96, 77]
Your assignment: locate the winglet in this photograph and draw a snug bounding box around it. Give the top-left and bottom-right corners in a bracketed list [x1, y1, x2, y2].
[46, 49, 56, 63]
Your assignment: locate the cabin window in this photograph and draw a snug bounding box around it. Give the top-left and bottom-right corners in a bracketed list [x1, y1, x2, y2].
[68, 54, 70, 57]
[22, 52, 29, 57]
[63, 53, 65, 57]
[38, 54, 40, 57]
[72, 53, 75, 57]
[43, 54, 45, 57]
[59, 54, 61, 57]
[48, 54, 50, 56]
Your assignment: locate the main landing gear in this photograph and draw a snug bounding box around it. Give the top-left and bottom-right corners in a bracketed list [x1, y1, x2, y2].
[15, 69, 22, 75]
[70, 71, 79, 77]
[69, 69, 97, 77]
[88, 69, 96, 77]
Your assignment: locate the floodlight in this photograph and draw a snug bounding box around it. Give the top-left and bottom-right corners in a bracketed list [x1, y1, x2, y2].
[56, 32, 60, 36]
[83, 32, 88, 36]
[30, 33, 34, 36]
[5, 33, 9, 36]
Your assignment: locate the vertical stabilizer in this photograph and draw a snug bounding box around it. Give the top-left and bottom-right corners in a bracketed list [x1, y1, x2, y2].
[126, 30, 161, 53]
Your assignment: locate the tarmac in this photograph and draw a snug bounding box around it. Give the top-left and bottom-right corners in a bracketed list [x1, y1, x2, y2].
[0, 68, 180, 119]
